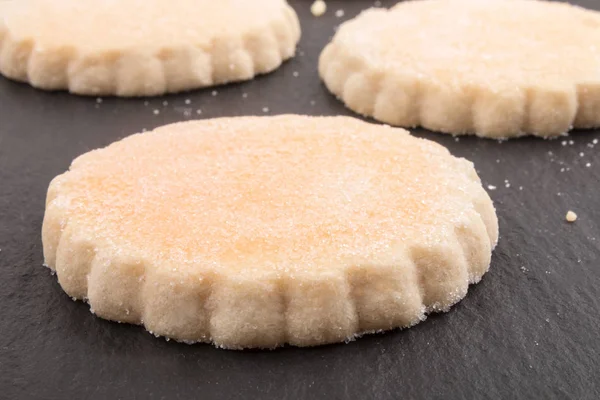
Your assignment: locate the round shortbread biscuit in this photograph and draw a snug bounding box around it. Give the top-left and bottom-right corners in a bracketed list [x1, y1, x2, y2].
[42, 115, 498, 349]
[319, 0, 600, 139]
[0, 0, 300, 96]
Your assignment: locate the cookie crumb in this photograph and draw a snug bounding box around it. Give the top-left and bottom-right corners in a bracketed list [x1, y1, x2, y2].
[311, 0, 327, 17]
[262, 107, 270, 113]
[184, 99, 191, 105]
[566, 211, 577, 222]
[487, 185, 496, 190]
[196, 109, 202, 115]
[335, 9, 345, 18]
[153, 109, 160, 115]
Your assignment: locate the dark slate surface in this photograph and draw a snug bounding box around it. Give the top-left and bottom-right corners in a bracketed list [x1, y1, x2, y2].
[1, 1, 599, 399]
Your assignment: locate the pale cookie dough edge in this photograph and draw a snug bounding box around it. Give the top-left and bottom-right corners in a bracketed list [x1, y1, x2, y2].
[0, 3, 301, 96]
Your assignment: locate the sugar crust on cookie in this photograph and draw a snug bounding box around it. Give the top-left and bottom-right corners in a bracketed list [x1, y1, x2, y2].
[42, 115, 498, 349]
[319, 0, 600, 138]
[0, 0, 300, 96]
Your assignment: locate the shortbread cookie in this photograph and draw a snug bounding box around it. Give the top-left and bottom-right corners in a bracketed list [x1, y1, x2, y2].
[319, 0, 600, 138]
[42, 115, 498, 349]
[0, 0, 300, 96]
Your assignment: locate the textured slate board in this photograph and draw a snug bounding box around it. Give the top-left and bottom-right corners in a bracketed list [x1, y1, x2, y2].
[1, 1, 599, 399]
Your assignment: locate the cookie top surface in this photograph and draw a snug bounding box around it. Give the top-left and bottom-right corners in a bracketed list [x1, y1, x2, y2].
[2, 0, 290, 50]
[47, 115, 485, 272]
[341, 0, 600, 86]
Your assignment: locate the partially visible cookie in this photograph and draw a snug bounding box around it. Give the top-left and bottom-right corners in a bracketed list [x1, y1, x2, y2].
[42, 115, 498, 349]
[319, 0, 600, 138]
[0, 0, 300, 96]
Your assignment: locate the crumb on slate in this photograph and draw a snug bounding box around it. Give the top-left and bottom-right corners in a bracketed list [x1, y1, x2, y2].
[566, 211, 577, 222]
[311, 0, 327, 17]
